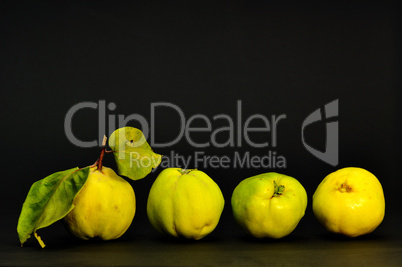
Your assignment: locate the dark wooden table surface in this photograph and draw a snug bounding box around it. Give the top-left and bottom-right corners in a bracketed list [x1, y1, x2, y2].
[2, 217, 402, 266]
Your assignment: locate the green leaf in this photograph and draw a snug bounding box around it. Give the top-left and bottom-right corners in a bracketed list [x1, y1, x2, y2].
[17, 167, 90, 248]
[108, 127, 162, 180]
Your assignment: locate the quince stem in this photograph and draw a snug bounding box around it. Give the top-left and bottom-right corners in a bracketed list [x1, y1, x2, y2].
[93, 135, 107, 171]
[339, 183, 352, 193]
[178, 169, 196, 175]
[273, 180, 285, 197]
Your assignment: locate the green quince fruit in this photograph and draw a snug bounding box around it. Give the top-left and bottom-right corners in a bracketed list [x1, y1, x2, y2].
[147, 168, 224, 240]
[231, 172, 307, 238]
[64, 166, 136, 240]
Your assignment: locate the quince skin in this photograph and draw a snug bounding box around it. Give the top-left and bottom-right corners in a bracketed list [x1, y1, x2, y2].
[147, 168, 224, 240]
[64, 166, 136, 240]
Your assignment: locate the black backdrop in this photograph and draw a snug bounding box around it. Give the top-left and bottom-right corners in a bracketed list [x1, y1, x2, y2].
[1, 1, 401, 266]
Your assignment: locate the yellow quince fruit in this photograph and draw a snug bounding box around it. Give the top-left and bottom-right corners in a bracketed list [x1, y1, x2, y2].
[147, 168, 224, 240]
[231, 172, 307, 238]
[312, 167, 385, 237]
[64, 166, 136, 240]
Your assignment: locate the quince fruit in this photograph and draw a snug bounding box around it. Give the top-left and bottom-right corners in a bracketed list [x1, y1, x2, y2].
[64, 166, 136, 240]
[312, 167, 385, 237]
[231, 172, 307, 238]
[147, 168, 224, 240]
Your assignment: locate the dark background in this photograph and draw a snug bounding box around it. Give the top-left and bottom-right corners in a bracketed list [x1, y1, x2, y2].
[1, 1, 401, 266]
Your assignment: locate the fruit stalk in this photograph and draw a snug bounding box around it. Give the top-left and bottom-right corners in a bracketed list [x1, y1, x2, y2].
[339, 183, 352, 193]
[178, 169, 195, 175]
[93, 135, 107, 171]
[273, 180, 285, 197]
